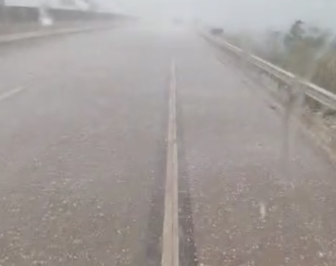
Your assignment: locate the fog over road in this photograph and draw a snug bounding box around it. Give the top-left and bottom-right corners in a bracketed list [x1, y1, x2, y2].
[0, 24, 335, 266]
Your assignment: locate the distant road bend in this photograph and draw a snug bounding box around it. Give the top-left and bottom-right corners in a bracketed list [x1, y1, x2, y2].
[0, 23, 336, 266]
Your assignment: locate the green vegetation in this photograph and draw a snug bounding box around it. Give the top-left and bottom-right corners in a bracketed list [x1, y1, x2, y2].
[222, 20, 336, 95]
[260, 20, 336, 95]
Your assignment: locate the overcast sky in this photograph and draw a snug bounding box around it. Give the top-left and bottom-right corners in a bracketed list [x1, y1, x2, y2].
[101, 0, 336, 32]
[7, 0, 336, 31]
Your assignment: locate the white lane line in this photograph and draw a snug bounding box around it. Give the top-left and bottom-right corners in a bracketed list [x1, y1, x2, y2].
[0, 87, 25, 102]
[259, 202, 267, 221]
[162, 60, 179, 266]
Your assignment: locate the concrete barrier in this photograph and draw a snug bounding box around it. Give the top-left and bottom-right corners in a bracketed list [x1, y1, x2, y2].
[0, 6, 39, 24]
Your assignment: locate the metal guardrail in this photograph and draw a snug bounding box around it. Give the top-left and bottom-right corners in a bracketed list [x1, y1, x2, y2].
[205, 33, 336, 111]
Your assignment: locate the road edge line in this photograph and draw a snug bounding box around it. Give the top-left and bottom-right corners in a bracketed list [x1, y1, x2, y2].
[162, 60, 179, 266]
[0, 87, 25, 102]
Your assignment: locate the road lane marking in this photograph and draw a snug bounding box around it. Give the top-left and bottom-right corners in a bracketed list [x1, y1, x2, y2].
[259, 202, 267, 221]
[162, 60, 179, 266]
[0, 87, 25, 102]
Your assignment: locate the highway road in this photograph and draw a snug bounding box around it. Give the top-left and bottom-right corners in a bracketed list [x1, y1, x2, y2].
[0, 23, 336, 266]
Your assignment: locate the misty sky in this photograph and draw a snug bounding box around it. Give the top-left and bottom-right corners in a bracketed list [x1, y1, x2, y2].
[100, 0, 336, 32]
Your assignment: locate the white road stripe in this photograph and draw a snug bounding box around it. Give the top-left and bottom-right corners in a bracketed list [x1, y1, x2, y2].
[0, 87, 25, 102]
[161, 60, 179, 266]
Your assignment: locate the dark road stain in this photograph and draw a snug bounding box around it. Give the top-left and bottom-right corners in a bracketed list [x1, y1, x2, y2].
[144, 158, 166, 266]
[142, 75, 170, 266]
[176, 86, 199, 266]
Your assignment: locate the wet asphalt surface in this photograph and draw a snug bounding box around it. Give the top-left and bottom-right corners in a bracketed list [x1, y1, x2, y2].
[0, 25, 171, 266]
[0, 24, 336, 266]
